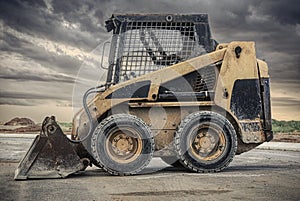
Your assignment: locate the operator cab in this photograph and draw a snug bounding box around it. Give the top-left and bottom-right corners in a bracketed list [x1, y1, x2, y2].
[103, 14, 218, 84]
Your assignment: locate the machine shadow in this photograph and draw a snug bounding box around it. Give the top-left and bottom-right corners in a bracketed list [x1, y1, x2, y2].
[67, 163, 292, 179]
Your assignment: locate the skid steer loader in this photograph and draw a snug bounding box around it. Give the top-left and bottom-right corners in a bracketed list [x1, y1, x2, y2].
[15, 14, 273, 180]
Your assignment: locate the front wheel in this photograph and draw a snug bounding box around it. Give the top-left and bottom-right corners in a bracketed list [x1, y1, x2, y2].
[91, 114, 155, 175]
[175, 111, 237, 173]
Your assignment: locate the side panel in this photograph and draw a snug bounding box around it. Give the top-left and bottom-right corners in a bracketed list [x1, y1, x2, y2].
[230, 79, 265, 143]
[214, 42, 270, 143]
[106, 80, 151, 99]
[230, 79, 262, 120]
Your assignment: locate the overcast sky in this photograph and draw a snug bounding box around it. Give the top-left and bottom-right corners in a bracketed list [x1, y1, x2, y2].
[0, 0, 299, 122]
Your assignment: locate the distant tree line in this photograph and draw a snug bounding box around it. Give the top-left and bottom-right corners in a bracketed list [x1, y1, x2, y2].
[272, 119, 300, 133]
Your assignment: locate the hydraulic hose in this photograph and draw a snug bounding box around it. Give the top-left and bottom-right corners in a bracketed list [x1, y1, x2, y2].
[68, 84, 106, 143]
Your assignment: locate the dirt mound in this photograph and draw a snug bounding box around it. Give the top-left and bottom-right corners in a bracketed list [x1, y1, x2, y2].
[0, 124, 41, 133]
[4, 117, 35, 126]
[273, 132, 300, 143]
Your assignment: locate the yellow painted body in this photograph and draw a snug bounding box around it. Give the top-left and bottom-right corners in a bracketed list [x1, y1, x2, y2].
[72, 41, 270, 155]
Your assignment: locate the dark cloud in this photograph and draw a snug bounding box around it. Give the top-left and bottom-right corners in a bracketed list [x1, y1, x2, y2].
[0, 1, 57, 38]
[0, 0, 106, 51]
[0, 74, 74, 83]
[0, 99, 39, 106]
[0, 90, 71, 106]
[1, 31, 27, 49]
[0, 54, 75, 84]
[258, 0, 300, 25]
[0, 91, 68, 100]
[0, 80, 73, 106]
[1, 30, 83, 78]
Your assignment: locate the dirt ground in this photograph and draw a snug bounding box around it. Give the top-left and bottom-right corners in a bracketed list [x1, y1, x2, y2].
[273, 132, 300, 143]
[0, 131, 299, 200]
[0, 149, 299, 201]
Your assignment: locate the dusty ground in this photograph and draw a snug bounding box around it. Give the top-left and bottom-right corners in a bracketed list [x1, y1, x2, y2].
[1, 150, 300, 201]
[0, 133, 299, 200]
[0, 150, 299, 200]
[273, 132, 300, 143]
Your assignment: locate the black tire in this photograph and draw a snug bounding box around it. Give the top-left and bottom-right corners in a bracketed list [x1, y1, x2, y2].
[175, 111, 237, 173]
[77, 135, 102, 168]
[91, 114, 155, 175]
[160, 156, 183, 168]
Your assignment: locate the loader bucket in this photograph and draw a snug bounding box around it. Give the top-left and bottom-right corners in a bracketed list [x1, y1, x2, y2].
[14, 116, 85, 180]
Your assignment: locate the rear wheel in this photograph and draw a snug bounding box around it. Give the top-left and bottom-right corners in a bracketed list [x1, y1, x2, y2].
[175, 111, 237, 172]
[91, 114, 154, 175]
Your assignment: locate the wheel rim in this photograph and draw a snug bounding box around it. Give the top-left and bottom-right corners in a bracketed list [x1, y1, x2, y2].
[190, 124, 226, 161]
[106, 127, 143, 164]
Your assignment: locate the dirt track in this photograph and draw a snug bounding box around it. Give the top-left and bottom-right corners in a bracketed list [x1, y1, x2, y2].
[1, 148, 299, 201]
[0, 134, 299, 200]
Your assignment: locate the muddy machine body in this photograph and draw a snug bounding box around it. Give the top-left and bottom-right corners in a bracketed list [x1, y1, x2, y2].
[15, 14, 273, 179]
